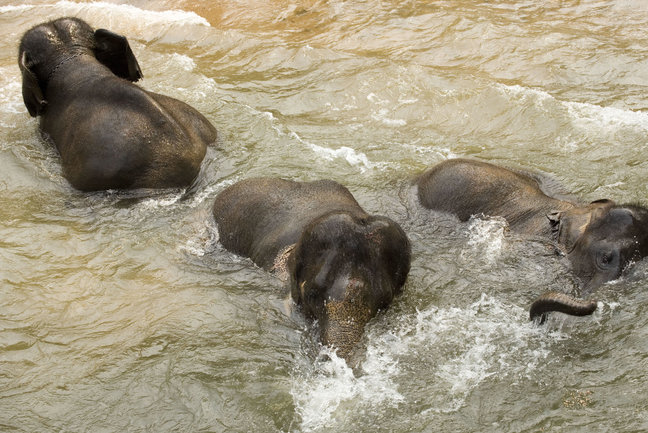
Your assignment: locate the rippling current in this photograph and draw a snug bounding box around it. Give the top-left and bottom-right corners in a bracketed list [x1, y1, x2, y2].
[2, 1, 648, 432]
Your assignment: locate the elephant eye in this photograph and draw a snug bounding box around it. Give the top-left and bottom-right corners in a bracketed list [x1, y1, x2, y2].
[596, 249, 618, 269]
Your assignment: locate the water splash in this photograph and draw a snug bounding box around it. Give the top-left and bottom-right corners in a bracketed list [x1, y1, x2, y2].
[177, 219, 219, 257]
[138, 193, 183, 210]
[291, 293, 559, 431]
[461, 215, 508, 266]
[392, 294, 558, 413]
[292, 346, 404, 433]
[0, 69, 23, 117]
[186, 178, 237, 208]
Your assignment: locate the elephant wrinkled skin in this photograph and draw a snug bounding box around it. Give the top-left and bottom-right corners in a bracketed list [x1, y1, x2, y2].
[213, 178, 411, 364]
[19, 17, 217, 191]
[417, 158, 648, 323]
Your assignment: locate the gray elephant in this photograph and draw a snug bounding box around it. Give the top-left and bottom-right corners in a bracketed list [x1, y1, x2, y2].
[213, 178, 411, 364]
[18, 17, 217, 191]
[416, 158, 648, 323]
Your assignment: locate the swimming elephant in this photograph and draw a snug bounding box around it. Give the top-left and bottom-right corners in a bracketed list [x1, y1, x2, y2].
[213, 178, 411, 364]
[18, 17, 217, 191]
[416, 158, 648, 323]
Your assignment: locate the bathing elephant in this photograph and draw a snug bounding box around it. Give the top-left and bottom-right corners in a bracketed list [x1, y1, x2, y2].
[416, 158, 648, 323]
[18, 17, 217, 191]
[213, 178, 411, 364]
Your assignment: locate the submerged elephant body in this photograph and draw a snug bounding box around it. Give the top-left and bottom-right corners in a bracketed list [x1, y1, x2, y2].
[19, 17, 217, 191]
[417, 158, 648, 321]
[213, 178, 411, 362]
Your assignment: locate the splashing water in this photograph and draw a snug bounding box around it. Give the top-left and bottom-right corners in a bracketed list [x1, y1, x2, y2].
[461, 216, 508, 266]
[291, 294, 560, 431]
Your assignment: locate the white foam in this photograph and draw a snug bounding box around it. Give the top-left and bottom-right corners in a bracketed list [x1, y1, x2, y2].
[461, 215, 508, 265]
[188, 178, 237, 208]
[169, 53, 197, 72]
[497, 83, 648, 134]
[291, 293, 557, 430]
[366, 93, 380, 103]
[178, 220, 219, 257]
[403, 295, 556, 412]
[565, 100, 648, 131]
[366, 93, 408, 126]
[401, 143, 457, 159]
[496, 83, 555, 105]
[176, 178, 237, 256]
[0, 69, 24, 116]
[303, 140, 376, 172]
[258, 110, 376, 172]
[372, 108, 407, 126]
[261, 111, 276, 121]
[0, 5, 32, 13]
[398, 97, 419, 105]
[5, 1, 210, 27]
[292, 346, 404, 432]
[138, 193, 182, 209]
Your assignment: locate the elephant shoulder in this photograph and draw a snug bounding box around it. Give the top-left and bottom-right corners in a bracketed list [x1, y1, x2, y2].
[416, 159, 480, 211]
[302, 179, 363, 211]
[213, 178, 299, 264]
[214, 178, 294, 215]
[212, 178, 365, 270]
[146, 91, 217, 144]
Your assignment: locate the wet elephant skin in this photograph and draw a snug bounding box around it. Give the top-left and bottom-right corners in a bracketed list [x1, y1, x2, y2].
[417, 158, 648, 322]
[213, 178, 411, 364]
[18, 17, 217, 191]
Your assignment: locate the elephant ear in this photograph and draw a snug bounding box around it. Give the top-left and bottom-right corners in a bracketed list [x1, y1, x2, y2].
[94, 28, 143, 82]
[19, 51, 47, 117]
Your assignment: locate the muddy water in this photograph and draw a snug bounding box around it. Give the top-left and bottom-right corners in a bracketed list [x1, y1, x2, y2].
[2, 1, 648, 432]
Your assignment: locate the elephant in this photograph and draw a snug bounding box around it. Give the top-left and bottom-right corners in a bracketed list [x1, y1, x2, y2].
[213, 178, 411, 364]
[18, 17, 217, 191]
[416, 158, 648, 323]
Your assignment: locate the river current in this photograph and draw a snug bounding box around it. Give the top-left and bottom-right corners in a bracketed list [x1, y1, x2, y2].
[1, 1, 648, 432]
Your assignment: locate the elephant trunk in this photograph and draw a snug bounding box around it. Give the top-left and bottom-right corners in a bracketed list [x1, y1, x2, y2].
[320, 296, 373, 367]
[529, 291, 598, 324]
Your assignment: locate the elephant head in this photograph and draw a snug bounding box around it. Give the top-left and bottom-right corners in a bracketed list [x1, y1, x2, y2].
[531, 199, 648, 322]
[18, 17, 142, 117]
[290, 212, 411, 363]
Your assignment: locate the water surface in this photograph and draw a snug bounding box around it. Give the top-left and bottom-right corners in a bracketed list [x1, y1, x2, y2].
[2, 1, 648, 431]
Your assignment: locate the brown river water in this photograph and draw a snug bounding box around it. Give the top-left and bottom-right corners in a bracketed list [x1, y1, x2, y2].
[2, 1, 648, 431]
